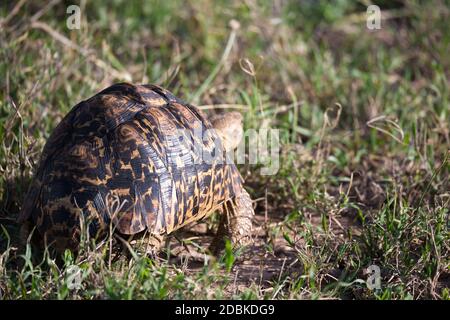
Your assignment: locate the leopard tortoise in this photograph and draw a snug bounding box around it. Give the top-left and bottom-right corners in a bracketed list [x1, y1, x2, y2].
[18, 83, 254, 254]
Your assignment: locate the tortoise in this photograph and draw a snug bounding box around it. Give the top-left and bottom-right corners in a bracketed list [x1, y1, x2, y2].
[18, 83, 254, 254]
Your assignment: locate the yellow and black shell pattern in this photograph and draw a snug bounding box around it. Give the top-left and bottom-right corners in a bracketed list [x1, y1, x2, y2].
[19, 83, 244, 250]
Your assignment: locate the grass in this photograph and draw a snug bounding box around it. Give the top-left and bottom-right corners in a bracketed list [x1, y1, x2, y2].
[0, 0, 449, 299]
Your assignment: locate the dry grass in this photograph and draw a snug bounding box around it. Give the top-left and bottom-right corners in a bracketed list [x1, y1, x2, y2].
[0, 0, 449, 299]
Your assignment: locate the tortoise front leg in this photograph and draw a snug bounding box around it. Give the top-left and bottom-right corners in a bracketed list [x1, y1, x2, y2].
[210, 189, 254, 255]
[145, 233, 165, 255]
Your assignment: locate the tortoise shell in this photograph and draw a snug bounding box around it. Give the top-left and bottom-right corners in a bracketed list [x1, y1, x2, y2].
[19, 83, 244, 250]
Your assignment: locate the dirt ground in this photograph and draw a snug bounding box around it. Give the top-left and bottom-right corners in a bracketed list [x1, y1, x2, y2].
[163, 209, 357, 295]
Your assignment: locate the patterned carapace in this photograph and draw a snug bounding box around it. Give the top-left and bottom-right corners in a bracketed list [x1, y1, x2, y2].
[19, 83, 246, 251]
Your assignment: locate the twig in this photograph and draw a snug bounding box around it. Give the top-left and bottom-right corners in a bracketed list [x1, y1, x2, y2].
[30, 21, 132, 81]
[1, 0, 27, 27]
[30, 0, 62, 23]
[367, 115, 405, 144]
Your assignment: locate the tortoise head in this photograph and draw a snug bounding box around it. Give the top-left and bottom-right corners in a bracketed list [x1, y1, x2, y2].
[210, 111, 243, 152]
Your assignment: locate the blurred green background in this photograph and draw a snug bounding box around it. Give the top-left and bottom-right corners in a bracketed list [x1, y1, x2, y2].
[0, 0, 448, 299]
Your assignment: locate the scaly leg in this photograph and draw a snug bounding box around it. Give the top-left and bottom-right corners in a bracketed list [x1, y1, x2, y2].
[145, 233, 165, 255]
[210, 188, 254, 255]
